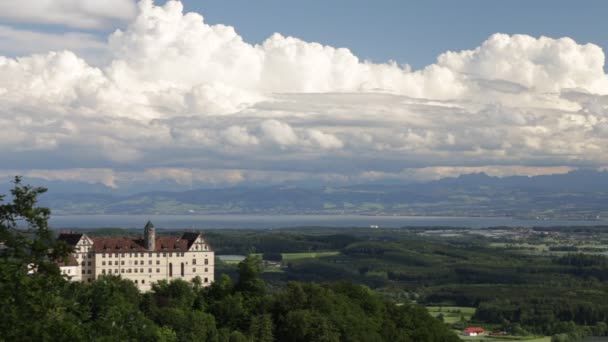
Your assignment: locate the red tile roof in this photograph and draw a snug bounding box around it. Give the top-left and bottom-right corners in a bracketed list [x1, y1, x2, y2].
[463, 327, 485, 333]
[91, 233, 201, 253]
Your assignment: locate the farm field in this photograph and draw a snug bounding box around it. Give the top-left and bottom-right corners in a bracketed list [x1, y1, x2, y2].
[459, 336, 550, 342]
[426, 306, 475, 324]
[281, 251, 340, 260]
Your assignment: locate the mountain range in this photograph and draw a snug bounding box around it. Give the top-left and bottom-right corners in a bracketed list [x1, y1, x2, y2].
[24, 169, 608, 220]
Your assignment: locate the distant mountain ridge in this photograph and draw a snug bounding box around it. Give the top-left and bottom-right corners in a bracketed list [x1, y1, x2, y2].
[32, 169, 608, 220]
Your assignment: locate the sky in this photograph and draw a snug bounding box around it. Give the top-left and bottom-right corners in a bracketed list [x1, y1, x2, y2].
[0, 0, 607, 190]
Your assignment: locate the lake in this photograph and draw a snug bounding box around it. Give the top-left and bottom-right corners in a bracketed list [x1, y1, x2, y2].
[48, 214, 608, 230]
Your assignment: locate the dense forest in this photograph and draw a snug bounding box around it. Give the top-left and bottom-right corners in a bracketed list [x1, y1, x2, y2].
[201, 228, 608, 341]
[0, 179, 457, 341]
[4, 179, 608, 341]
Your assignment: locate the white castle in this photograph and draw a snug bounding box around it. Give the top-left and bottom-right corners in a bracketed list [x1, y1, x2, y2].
[56, 221, 214, 291]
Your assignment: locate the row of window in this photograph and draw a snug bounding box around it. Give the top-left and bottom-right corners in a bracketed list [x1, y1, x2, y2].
[78, 252, 211, 260]
[99, 267, 209, 274]
[99, 259, 209, 266]
[132, 278, 210, 285]
[101, 260, 161, 266]
[101, 252, 189, 258]
[191, 259, 210, 265]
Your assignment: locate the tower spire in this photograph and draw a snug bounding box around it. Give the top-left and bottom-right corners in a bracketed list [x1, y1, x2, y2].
[144, 221, 156, 251]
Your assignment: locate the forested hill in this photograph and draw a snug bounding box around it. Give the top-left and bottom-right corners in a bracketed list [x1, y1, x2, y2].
[38, 170, 608, 219]
[0, 179, 459, 341]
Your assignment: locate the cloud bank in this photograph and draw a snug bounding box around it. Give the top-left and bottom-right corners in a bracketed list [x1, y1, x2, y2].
[0, 0, 137, 29]
[1, 0, 607, 188]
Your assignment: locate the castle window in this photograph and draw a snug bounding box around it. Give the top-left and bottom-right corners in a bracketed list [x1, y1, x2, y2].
[163, 253, 166, 257]
[169, 253, 173, 257]
[204, 268, 208, 273]
[169, 263, 173, 277]
[148, 260, 152, 265]
[149, 253, 152, 257]
[204, 259, 208, 265]
[134, 280, 138, 284]
[204, 277, 208, 283]
[102, 253, 105, 258]
[134, 260, 138, 265]
[149, 268, 152, 273]
[192, 259, 196, 265]
[142, 280, 145, 284]
[156, 268, 160, 273]
[181, 263, 184, 277]
[192, 268, 196, 273]
[121, 261, 125, 265]
[82, 269, 85, 274]
[87, 262, 91, 266]
[156, 260, 160, 265]
[140, 253, 144, 257]
[101, 270, 105, 274]
[121, 269, 124, 273]
[134, 269, 138, 273]
[102, 261, 106, 266]
[140, 268, 143, 273]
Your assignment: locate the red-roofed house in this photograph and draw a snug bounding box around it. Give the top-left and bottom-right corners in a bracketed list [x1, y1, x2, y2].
[463, 327, 485, 336]
[57, 221, 214, 291]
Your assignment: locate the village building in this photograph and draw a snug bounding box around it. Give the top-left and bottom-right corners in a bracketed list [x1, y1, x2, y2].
[462, 327, 485, 336]
[57, 221, 214, 291]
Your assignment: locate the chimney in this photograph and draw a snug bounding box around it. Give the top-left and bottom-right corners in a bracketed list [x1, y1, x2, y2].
[144, 221, 156, 251]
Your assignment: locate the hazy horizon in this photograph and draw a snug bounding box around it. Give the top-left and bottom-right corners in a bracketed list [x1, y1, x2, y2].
[1, 1, 608, 192]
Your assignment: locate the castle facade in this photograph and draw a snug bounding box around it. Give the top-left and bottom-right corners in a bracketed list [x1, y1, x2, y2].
[57, 222, 214, 291]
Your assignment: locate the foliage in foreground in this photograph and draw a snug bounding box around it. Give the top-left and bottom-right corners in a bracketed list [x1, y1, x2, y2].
[0, 179, 458, 342]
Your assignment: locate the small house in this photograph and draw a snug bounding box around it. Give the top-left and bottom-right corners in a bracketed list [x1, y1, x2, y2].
[462, 327, 485, 336]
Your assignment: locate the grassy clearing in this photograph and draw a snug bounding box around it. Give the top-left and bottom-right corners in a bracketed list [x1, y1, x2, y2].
[426, 306, 475, 324]
[281, 251, 340, 261]
[458, 335, 549, 342]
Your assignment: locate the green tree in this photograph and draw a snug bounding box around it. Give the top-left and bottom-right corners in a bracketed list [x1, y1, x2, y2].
[281, 310, 339, 342]
[151, 279, 196, 310]
[236, 255, 266, 296]
[249, 314, 273, 342]
[0, 177, 69, 274]
[0, 178, 85, 341]
[156, 307, 218, 342]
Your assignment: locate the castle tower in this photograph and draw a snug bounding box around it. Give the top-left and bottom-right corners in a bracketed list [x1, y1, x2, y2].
[144, 221, 156, 251]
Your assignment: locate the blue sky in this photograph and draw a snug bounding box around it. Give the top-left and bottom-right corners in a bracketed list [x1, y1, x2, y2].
[0, 0, 607, 189]
[181, 0, 608, 69]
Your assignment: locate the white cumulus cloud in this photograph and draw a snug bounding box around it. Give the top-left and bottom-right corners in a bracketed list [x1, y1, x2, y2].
[0, 0, 607, 188]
